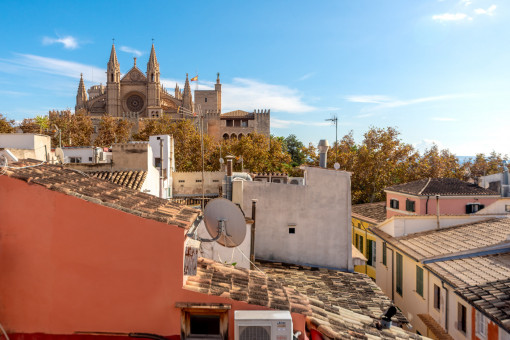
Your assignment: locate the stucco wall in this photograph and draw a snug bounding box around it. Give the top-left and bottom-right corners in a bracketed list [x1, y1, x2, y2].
[233, 166, 352, 270]
[0, 176, 303, 338]
[172, 171, 224, 196]
[0, 133, 51, 161]
[386, 192, 499, 219]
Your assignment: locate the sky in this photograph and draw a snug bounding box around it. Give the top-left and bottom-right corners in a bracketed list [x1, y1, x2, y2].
[0, 0, 508, 156]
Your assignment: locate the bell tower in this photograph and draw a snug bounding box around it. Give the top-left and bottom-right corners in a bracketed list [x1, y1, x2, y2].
[106, 42, 121, 116]
[146, 43, 161, 108]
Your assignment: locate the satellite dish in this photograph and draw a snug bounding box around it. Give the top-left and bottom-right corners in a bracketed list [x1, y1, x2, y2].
[219, 158, 224, 164]
[55, 147, 65, 164]
[334, 162, 340, 170]
[203, 198, 246, 247]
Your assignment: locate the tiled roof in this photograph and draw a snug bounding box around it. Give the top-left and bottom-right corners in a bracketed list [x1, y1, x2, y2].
[88, 170, 147, 190]
[372, 218, 510, 261]
[185, 258, 426, 339]
[220, 110, 253, 118]
[417, 314, 454, 340]
[456, 278, 510, 333]
[257, 260, 408, 325]
[385, 178, 498, 196]
[352, 202, 387, 224]
[4, 160, 199, 229]
[426, 252, 510, 288]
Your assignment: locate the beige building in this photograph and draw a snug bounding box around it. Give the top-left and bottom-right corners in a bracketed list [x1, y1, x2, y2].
[75, 43, 270, 141]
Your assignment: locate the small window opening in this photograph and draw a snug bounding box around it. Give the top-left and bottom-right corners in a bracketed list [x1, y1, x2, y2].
[190, 314, 220, 335]
[289, 227, 295, 234]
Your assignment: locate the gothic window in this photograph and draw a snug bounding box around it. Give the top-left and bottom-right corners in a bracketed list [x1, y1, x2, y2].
[205, 98, 208, 102]
[111, 74, 114, 82]
[223, 133, 229, 140]
[151, 73, 154, 82]
[238, 134, 244, 139]
[230, 133, 237, 140]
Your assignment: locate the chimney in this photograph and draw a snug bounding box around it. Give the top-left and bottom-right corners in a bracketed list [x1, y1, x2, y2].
[226, 155, 235, 176]
[318, 139, 330, 168]
[502, 161, 509, 197]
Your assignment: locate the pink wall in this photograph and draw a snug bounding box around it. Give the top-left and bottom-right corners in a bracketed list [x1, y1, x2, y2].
[0, 177, 304, 339]
[386, 192, 498, 219]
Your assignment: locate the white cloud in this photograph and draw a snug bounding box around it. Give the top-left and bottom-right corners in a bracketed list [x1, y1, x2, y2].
[119, 46, 143, 57]
[460, 0, 472, 6]
[271, 118, 329, 129]
[474, 5, 496, 15]
[414, 139, 446, 153]
[222, 78, 316, 113]
[349, 94, 467, 117]
[42, 35, 79, 49]
[298, 72, 316, 81]
[432, 117, 456, 121]
[345, 95, 392, 104]
[2, 53, 105, 82]
[432, 12, 471, 21]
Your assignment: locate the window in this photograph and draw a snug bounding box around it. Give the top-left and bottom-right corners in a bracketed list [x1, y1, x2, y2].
[212, 180, 219, 183]
[241, 120, 248, 127]
[396, 253, 403, 296]
[178, 180, 185, 183]
[358, 235, 364, 253]
[69, 157, 81, 164]
[406, 199, 415, 212]
[155, 157, 161, 168]
[434, 284, 441, 309]
[466, 203, 484, 214]
[416, 266, 423, 297]
[88, 157, 93, 162]
[382, 242, 387, 266]
[458, 303, 467, 333]
[476, 310, 487, 339]
[234, 120, 241, 127]
[367, 240, 376, 266]
[151, 73, 154, 82]
[390, 199, 399, 209]
[289, 227, 295, 234]
[226, 120, 233, 127]
[205, 97, 208, 102]
[196, 179, 202, 183]
[190, 314, 220, 335]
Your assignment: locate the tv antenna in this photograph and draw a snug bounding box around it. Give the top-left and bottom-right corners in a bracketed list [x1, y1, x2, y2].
[199, 198, 246, 247]
[325, 114, 339, 169]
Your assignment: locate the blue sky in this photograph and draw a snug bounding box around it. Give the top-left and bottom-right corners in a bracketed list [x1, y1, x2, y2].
[0, 0, 508, 156]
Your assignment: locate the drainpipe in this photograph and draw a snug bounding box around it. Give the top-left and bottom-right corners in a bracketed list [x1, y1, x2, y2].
[425, 195, 430, 214]
[250, 199, 257, 270]
[442, 281, 449, 332]
[436, 195, 440, 229]
[159, 138, 164, 198]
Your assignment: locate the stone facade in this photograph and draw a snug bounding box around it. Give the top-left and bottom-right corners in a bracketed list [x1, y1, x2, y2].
[75, 44, 270, 141]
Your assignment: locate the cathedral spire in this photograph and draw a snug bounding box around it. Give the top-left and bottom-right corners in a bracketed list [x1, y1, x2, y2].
[183, 73, 192, 110]
[75, 73, 88, 112]
[107, 42, 120, 83]
[147, 44, 160, 83]
[108, 43, 119, 68]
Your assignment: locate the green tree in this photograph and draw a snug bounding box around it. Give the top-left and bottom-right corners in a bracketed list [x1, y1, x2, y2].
[284, 134, 305, 167]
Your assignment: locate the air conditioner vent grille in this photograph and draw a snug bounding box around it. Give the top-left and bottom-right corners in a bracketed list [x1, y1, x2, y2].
[239, 325, 270, 340]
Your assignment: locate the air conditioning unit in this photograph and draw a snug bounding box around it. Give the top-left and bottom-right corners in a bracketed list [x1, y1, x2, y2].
[235, 310, 293, 340]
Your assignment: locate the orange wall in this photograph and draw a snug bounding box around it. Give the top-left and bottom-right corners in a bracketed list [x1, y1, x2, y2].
[471, 308, 499, 340]
[0, 177, 302, 338]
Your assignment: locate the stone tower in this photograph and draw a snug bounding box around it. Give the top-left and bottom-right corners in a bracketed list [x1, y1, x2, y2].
[75, 73, 87, 111]
[146, 44, 161, 108]
[106, 43, 121, 116]
[182, 73, 193, 111]
[215, 72, 222, 113]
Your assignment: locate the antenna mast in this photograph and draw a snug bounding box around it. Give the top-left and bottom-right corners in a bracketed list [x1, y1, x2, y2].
[325, 115, 338, 164]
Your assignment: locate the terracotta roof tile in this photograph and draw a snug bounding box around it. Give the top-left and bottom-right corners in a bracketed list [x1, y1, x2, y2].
[184, 258, 427, 339]
[88, 170, 147, 190]
[385, 178, 498, 196]
[5, 160, 198, 229]
[352, 202, 387, 224]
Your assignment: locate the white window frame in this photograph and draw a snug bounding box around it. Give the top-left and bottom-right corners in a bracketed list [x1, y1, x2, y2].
[476, 310, 487, 339]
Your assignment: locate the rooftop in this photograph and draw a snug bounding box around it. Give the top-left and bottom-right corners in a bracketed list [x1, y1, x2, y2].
[88, 170, 147, 191]
[4, 160, 198, 229]
[352, 202, 387, 224]
[184, 258, 424, 339]
[371, 218, 510, 261]
[385, 178, 498, 197]
[456, 277, 510, 333]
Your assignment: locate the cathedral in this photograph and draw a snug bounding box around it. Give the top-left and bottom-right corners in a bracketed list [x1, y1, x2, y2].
[75, 43, 270, 141]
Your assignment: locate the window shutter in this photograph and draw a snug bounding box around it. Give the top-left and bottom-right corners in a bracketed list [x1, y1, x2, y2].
[466, 204, 471, 214]
[382, 242, 387, 266]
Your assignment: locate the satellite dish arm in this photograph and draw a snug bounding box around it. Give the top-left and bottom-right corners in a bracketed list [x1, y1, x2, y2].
[188, 218, 231, 243]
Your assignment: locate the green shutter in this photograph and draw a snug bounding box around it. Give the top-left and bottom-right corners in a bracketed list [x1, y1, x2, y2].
[396, 253, 403, 296]
[367, 240, 373, 266]
[382, 242, 387, 266]
[416, 266, 423, 296]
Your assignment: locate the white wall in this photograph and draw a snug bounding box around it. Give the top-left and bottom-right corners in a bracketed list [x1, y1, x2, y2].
[62, 147, 99, 163]
[0, 134, 51, 162]
[233, 166, 352, 271]
[149, 135, 174, 198]
[197, 220, 252, 269]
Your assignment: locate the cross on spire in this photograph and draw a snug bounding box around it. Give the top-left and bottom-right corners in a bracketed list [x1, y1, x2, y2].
[112, 38, 115, 44]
